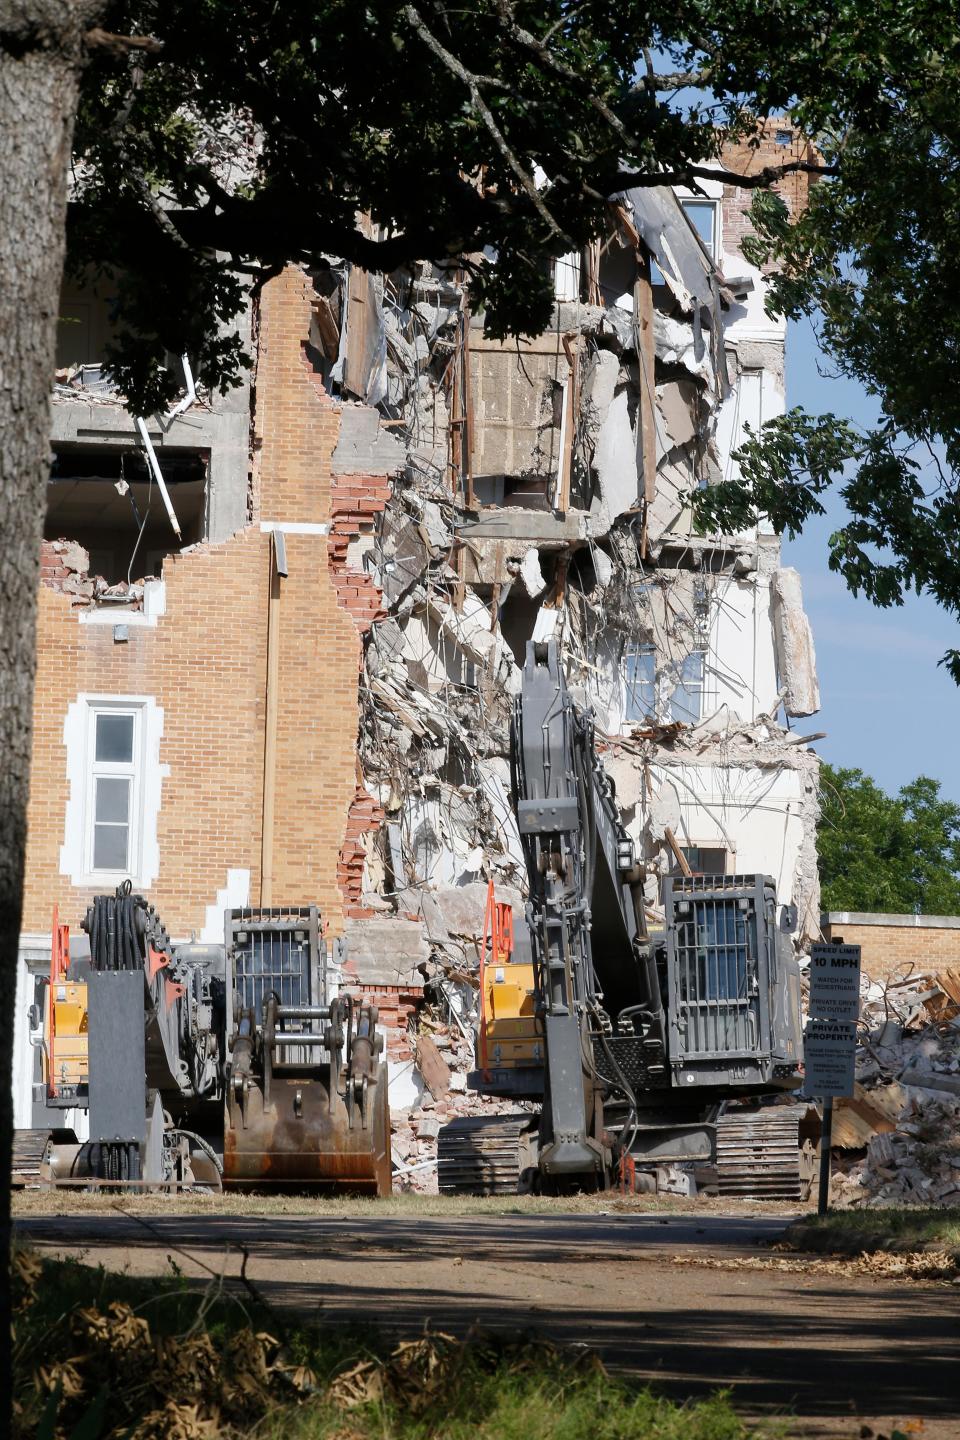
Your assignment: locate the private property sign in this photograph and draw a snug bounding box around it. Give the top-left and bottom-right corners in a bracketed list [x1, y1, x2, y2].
[804, 945, 861, 1099]
[803, 1019, 858, 1098]
[808, 943, 862, 1023]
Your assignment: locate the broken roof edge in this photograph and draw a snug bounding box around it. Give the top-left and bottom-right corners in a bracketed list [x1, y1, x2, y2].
[613, 185, 717, 313]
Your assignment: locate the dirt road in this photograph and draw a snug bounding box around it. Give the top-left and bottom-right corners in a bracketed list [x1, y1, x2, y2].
[18, 1209, 960, 1439]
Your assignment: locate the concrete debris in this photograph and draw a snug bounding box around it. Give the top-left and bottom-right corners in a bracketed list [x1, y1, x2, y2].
[332, 404, 406, 475]
[343, 916, 430, 987]
[40, 537, 146, 608]
[518, 547, 547, 598]
[826, 967, 960, 1207]
[771, 568, 821, 717]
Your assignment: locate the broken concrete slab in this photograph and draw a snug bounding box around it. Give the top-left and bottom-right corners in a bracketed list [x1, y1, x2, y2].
[657, 379, 699, 451]
[458, 510, 587, 543]
[415, 881, 525, 950]
[518, 547, 547, 598]
[332, 403, 405, 474]
[593, 387, 639, 520]
[343, 916, 429, 987]
[771, 567, 820, 718]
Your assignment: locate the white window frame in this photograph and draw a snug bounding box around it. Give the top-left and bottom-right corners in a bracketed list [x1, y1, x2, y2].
[624, 643, 657, 723]
[670, 648, 709, 725]
[680, 198, 719, 261]
[61, 692, 166, 889]
[83, 701, 145, 880]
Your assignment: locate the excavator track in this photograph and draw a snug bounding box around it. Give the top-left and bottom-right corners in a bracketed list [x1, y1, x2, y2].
[437, 1114, 534, 1195]
[12, 1128, 53, 1187]
[713, 1108, 812, 1201]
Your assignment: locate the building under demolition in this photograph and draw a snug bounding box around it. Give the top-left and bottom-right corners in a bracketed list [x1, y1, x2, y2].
[14, 123, 823, 1187]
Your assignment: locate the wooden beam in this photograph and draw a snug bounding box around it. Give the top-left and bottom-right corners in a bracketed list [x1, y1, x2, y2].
[664, 827, 693, 877]
[635, 249, 657, 506]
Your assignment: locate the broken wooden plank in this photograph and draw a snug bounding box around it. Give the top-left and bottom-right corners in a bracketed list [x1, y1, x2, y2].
[415, 1032, 451, 1098]
[935, 967, 960, 1007]
[664, 827, 693, 877]
[309, 294, 340, 360]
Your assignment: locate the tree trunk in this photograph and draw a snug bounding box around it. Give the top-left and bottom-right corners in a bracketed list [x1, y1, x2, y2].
[0, 1, 104, 1420]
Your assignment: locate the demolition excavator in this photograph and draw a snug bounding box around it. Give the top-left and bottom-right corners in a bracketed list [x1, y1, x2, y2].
[20, 891, 391, 1193]
[439, 641, 809, 1199]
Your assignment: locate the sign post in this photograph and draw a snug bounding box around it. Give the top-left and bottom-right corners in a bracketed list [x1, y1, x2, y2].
[804, 944, 861, 1214]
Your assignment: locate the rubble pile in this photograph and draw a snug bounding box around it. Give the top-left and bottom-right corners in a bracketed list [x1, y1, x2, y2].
[390, 1007, 530, 1194]
[39, 539, 147, 609]
[830, 968, 960, 1207]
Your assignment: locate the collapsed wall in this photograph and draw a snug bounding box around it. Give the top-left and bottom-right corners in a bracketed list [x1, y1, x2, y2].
[302, 150, 824, 1188]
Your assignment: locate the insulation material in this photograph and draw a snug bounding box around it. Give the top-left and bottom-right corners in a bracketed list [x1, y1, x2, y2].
[518, 547, 547, 598]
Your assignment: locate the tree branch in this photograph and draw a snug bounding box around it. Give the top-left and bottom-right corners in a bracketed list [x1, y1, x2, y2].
[646, 69, 715, 91]
[85, 28, 162, 56]
[403, 5, 570, 245]
[493, 0, 629, 143]
[615, 159, 838, 190]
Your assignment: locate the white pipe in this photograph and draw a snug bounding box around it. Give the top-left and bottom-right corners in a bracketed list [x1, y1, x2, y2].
[166, 354, 196, 420]
[134, 415, 182, 539]
[391, 1157, 439, 1176]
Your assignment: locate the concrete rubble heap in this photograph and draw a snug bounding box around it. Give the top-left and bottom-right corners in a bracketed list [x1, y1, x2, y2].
[828, 967, 960, 1207]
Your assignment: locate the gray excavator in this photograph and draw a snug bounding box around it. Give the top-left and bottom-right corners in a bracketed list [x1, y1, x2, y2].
[21, 892, 392, 1193]
[439, 641, 810, 1198]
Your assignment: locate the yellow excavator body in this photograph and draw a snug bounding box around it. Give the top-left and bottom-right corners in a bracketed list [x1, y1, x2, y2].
[481, 961, 541, 1069]
[43, 980, 89, 1094]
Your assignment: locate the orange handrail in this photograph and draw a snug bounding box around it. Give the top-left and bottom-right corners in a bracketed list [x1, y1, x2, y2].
[479, 880, 515, 1072]
[48, 906, 70, 1099]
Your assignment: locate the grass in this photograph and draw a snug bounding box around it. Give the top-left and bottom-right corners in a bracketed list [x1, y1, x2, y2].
[12, 1248, 786, 1440]
[786, 1207, 960, 1257]
[11, 1186, 799, 1220]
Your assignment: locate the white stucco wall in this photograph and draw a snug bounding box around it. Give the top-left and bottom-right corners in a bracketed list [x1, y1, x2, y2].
[645, 761, 807, 907]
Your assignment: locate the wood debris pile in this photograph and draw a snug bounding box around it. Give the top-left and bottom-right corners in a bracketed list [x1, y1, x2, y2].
[829, 967, 960, 1207]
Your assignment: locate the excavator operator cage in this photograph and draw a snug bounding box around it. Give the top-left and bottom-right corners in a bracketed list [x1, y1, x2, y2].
[664, 875, 777, 1067]
[225, 906, 326, 1032]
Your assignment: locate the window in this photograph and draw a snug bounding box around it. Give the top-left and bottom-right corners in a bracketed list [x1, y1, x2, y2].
[680, 199, 718, 261]
[624, 645, 656, 722]
[85, 705, 143, 876]
[679, 845, 729, 876]
[670, 650, 706, 724]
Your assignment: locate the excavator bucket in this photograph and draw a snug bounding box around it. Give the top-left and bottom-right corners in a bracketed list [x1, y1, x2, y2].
[223, 1066, 392, 1194]
[223, 908, 392, 1195]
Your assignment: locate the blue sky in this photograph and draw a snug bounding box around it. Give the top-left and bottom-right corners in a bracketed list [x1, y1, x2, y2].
[781, 318, 960, 801]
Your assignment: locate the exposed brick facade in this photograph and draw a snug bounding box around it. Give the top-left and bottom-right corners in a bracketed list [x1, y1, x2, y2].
[822, 915, 960, 982]
[349, 984, 423, 1067]
[23, 265, 393, 940]
[338, 788, 387, 919]
[720, 120, 820, 267]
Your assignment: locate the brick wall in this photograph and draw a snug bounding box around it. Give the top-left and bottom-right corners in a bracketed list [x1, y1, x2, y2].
[822, 915, 960, 982]
[23, 529, 269, 936]
[254, 269, 382, 928]
[719, 119, 820, 266]
[23, 264, 392, 940]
